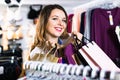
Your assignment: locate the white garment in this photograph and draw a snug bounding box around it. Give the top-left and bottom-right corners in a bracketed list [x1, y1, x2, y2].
[5, 0, 23, 23]
[6, 6, 22, 22]
[115, 26, 120, 43]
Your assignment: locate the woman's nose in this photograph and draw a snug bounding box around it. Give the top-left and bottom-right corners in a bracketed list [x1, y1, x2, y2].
[58, 20, 63, 26]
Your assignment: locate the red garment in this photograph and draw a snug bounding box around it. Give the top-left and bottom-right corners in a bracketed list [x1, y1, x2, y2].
[67, 14, 74, 33]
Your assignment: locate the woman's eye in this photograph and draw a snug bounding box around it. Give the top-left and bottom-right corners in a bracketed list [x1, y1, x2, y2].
[62, 20, 67, 23]
[52, 18, 67, 23]
[52, 18, 57, 20]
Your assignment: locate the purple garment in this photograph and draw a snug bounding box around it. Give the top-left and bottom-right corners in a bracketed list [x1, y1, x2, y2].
[91, 7, 120, 61]
[64, 43, 76, 65]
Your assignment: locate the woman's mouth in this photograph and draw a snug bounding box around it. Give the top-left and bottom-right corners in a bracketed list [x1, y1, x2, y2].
[55, 27, 62, 32]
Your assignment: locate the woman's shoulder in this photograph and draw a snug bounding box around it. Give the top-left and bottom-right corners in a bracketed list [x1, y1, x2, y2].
[31, 46, 41, 52]
[29, 46, 43, 59]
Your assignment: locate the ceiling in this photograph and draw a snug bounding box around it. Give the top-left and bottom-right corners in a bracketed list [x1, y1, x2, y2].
[1, 0, 92, 5]
[0, 0, 93, 14]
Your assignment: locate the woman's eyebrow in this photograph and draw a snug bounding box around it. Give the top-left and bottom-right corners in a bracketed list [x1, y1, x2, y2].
[51, 15, 66, 19]
[51, 15, 58, 17]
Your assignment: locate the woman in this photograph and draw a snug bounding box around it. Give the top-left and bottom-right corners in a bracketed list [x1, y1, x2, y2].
[29, 4, 83, 60]
[19, 4, 83, 78]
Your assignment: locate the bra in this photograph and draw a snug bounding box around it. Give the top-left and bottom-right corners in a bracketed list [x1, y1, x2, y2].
[6, 0, 23, 23]
[6, 6, 22, 22]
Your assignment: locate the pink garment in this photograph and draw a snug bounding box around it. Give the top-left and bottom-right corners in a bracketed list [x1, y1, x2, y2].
[72, 8, 86, 32]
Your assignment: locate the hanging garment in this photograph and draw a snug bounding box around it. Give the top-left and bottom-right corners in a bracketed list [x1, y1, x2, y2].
[0, 56, 22, 80]
[30, 44, 59, 63]
[6, 5, 22, 23]
[58, 35, 88, 65]
[63, 43, 77, 65]
[67, 14, 74, 33]
[91, 7, 120, 62]
[83, 9, 93, 43]
[115, 25, 120, 43]
[80, 12, 85, 35]
[27, 5, 42, 19]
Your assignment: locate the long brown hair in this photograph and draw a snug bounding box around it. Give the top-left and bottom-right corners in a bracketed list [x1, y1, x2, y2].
[31, 4, 69, 51]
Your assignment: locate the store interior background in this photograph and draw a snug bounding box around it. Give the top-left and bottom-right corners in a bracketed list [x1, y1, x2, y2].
[0, 0, 119, 62]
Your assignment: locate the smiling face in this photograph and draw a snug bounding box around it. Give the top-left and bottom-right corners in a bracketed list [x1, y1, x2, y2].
[45, 8, 67, 39]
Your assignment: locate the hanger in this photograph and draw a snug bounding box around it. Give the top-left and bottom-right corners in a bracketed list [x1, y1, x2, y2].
[75, 65, 84, 76]
[49, 64, 54, 72]
[65, 64, 73, 75]
[100, 2, 117, 9]
[70, 65, 78, 75]
[55, 63, 62, 73]
[52, 64, 57, 73]
[37, 62, 43, 71]
[82, 66, 91, 78]
[59, 63, 68, 74]
[45, 63, 51, 72]
[25, 61, 33, 69]
[91, 68, 100, 79]
[42, 63, 49, 72]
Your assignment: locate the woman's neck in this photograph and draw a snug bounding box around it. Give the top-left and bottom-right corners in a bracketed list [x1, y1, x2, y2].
[45, 36, 58, 46]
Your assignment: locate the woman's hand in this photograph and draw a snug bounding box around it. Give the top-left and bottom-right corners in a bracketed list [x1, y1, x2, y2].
[72, 31, 83, 40]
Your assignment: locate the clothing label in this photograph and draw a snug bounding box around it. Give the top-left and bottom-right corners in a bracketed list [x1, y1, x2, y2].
[107, 11, 114, 26]
[109, 14, 114, 26]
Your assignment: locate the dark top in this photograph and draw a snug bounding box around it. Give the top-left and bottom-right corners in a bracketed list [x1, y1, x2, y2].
[91, 7, 120, 61]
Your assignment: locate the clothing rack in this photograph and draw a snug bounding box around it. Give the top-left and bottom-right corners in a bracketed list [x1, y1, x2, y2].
[72, 0, 119, 32]
[23, 61, 120, 80]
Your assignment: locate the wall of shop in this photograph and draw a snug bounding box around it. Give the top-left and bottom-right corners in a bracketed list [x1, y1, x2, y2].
[0, 0, 119, 62]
